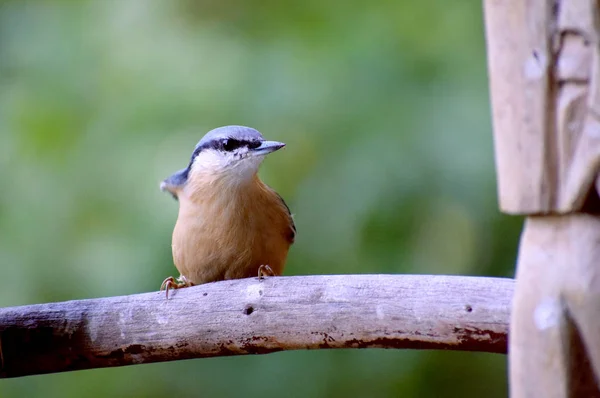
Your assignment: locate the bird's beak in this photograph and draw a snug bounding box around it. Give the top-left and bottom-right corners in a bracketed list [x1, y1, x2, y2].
[160, 168, 189, 199]
[249, 140, 286, 156]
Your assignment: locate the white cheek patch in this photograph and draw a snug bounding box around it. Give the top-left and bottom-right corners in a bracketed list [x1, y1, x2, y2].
[191, 149, 263, 184]
[234, 147, 250, 160]
[192, 150, 231, 173]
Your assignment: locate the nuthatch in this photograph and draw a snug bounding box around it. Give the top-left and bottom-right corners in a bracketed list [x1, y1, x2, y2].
[159, 126, 296, 298]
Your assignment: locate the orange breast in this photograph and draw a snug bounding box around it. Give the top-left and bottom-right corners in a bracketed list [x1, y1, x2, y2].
[171, 176, 294, 285]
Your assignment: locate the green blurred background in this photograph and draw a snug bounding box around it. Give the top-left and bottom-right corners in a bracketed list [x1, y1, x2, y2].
[0, 0, 522, 396]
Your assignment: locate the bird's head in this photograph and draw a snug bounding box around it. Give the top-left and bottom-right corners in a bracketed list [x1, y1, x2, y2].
[160, 125, 285, 199]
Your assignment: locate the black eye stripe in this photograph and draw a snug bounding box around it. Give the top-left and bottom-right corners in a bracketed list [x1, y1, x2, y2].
[190, 138, 262, 163]
[247, 140, 261, 149]
[222, 139, 262, 151]
[222, 139, 244, 151]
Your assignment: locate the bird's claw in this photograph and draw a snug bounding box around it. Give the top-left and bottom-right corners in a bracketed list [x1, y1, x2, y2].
[257, 264, 275, 280]
[160, 275, 191, 299]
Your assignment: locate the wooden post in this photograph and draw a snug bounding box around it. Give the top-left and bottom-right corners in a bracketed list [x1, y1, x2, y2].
[483, 0, 600, 396]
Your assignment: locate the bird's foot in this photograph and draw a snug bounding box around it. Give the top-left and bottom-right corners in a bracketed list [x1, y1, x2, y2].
[160, 275, 192, 299]
[257, 264, 275, 280]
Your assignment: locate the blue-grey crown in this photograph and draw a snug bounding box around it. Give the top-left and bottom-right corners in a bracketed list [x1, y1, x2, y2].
[195, 126, 264, 150]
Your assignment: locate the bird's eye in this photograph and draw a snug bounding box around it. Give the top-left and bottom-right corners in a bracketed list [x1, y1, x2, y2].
[222, 139, 241, 151]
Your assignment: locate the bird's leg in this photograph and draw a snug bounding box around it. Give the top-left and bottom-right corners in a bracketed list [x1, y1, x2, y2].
[160, 275, 192, 299]
[257, 264, 275, 280]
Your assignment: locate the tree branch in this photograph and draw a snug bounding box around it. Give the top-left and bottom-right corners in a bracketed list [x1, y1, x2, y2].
[0, 274, 513, 378]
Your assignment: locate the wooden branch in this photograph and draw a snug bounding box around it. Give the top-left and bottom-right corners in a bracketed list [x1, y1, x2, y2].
[0, 274, 513, 378]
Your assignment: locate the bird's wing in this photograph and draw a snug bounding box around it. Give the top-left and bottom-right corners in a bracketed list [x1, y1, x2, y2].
[276, 192, 296, 244]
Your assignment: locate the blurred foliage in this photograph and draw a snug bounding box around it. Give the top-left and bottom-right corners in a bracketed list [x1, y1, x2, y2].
[0, 0, 522, 397]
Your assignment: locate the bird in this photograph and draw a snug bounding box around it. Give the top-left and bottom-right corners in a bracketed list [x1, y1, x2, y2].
[159, 125, 296, 298]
